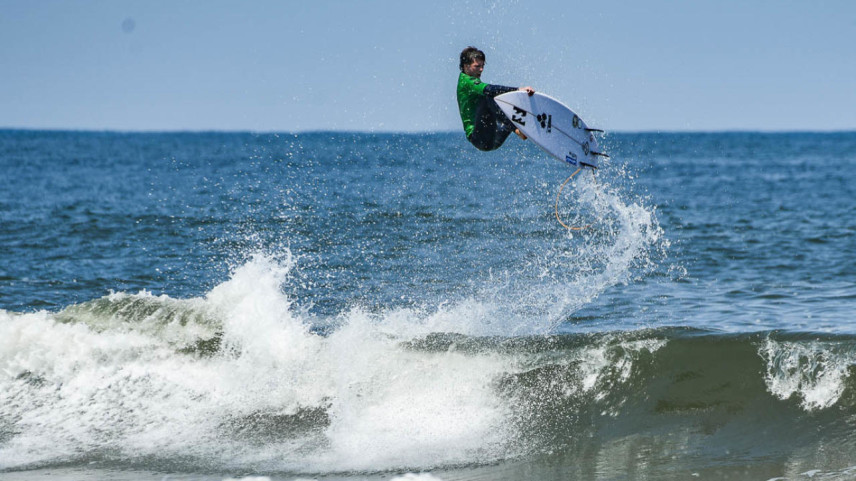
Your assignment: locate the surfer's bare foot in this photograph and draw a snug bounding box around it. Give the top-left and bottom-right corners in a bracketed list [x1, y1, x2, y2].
[515, 129, 527, 140]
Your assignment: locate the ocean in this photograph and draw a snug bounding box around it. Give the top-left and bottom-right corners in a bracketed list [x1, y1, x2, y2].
[1, 130, 855, 480]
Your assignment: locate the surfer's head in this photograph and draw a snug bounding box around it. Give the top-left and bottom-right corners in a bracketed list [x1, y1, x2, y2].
[460, 46, 485, 77]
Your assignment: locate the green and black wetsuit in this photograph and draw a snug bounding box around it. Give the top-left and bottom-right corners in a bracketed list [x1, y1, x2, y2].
[456, 72, 518, 151]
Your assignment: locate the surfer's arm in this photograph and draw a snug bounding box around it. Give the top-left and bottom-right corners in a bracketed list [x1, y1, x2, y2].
[484, 84, 535, 97]
[483, 84, 518, 97]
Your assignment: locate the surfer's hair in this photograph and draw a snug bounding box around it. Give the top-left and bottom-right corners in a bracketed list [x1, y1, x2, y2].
[459, 47, 485, 72]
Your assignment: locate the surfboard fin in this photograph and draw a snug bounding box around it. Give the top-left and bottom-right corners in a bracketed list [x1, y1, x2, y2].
[591, 151, 610, 158]
[586, 128, 604, 133]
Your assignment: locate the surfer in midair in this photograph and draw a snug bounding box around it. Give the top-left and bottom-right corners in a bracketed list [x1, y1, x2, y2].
[457, 46, 535, 151]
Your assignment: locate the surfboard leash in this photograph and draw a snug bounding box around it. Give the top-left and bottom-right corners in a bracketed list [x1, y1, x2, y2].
[555, 167, 595, 231]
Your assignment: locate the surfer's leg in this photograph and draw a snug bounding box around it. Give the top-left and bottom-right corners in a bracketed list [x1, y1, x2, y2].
[490, 122, 515, 150]
[470, 96, 521, 151]
[487, 99, 517, 149]
[487, 97, 516, 130]
[469, 97, 499, 151]
[468, 125, 495, 151]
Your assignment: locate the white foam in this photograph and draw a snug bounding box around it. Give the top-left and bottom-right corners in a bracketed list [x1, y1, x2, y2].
[575, 338, 666, 405]
[0, 254, 526, 472]
[310, 307, 515, 471]
[760, 338, 851, 411]
[389, 474, 445, 481]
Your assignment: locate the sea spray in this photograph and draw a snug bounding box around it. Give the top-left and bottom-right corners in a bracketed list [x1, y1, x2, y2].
[490, 165, 666, 332]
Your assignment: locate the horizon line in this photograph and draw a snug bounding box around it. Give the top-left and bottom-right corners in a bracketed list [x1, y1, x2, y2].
[2, 127, 856, 136]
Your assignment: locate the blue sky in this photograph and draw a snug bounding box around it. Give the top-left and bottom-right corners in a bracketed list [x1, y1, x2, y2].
[2, 0, 855, 132]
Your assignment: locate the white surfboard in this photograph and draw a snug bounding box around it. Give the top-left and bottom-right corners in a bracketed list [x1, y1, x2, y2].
[495, 91, 606, 168]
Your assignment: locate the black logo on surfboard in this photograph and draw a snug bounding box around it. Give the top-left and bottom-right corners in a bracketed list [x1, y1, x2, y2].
[537, 113, 552, 133]
[511, 107, 527, 126]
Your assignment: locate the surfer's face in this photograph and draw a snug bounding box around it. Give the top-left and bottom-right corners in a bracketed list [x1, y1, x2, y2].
[463, 59, 484, 78]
